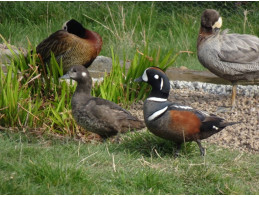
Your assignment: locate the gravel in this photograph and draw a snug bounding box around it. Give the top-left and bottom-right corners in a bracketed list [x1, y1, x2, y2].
[170, 80, 259, 97]
[129, 80, 259, 154]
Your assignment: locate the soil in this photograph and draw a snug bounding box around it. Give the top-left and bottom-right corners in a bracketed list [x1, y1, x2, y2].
[129, 88, 259, 154]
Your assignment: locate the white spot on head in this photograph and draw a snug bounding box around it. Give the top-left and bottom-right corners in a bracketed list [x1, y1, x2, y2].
[148, 106, 168, 121]
[154, 74, 159, 79]
[212, 17, 222, 29]
[142, 69, 148, 82]
[82, 72, 87, 77]
[160, 78, 164, 90]
[62, 20, 69, 30]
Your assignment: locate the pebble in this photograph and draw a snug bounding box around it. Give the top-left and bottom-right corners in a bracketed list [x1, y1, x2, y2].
[170, 80, 259, 97]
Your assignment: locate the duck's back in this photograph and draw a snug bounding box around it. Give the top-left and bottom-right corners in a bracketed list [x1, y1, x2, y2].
[36, 30, 102, 73]
[198, 30, 259, 82]
[72, 96, 145, 138]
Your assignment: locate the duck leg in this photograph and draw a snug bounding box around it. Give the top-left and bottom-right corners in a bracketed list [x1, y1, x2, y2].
[174, 143, 182, 157]
[217, 83, 237, 113]
[231, 83, 237, 109]
[196, 139, 205, 156]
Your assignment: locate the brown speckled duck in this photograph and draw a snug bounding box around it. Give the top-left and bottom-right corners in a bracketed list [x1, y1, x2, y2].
[61, 65, 145, 139]
[197, 9, 259, 109]
[36, 19, 102, 73]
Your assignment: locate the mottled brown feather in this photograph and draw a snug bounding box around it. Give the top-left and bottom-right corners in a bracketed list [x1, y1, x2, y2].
[36, 28, 102, 73]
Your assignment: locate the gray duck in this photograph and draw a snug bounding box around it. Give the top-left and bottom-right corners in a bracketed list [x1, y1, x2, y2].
[197, 9, 259, 109]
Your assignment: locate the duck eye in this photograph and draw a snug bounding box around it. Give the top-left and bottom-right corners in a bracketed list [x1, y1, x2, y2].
[154, 74, 159, 79]
[64, 26, 67, 30]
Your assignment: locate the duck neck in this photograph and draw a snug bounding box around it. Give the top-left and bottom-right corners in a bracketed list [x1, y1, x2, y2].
[76, 83, 91, 95]
[73, 78, 93, 103]
[197, 26, 214, 48]
[85, 29, 103, 53]
[148, 89, 169, 100]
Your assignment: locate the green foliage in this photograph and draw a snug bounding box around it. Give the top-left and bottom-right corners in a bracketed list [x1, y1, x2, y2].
[0, 39, 78, 134]
[0, 36, 179, 133]
[0, 2, 258, 70]
[0, 130, 258, 194]
[93, 46, 179, 107]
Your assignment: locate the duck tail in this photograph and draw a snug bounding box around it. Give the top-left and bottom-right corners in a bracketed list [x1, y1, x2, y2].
[220, 121, 240, 128]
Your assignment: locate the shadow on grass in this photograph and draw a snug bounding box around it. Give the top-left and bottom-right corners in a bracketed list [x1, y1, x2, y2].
[110, 130, 199, 158]
[0, 129, 200, 159]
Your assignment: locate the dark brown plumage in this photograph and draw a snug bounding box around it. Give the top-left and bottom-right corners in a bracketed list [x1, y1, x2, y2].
[61, 65, 145, 139]
[36, 19, 102, 73]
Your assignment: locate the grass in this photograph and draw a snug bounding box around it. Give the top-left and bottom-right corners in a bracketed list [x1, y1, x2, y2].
[0, 2, 258, 70]
[0, 40, 178, 131]
[0, 130, 258, 195]
[0, 2, 258, 194]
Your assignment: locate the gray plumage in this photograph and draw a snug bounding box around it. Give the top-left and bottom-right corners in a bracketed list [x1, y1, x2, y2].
[198, 29, 259, 82]
[197, 9, 259, 108]
[61, 65, 145, 138]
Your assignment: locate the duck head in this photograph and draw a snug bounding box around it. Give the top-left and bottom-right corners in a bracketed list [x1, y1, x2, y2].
[135, 67, 170, 99]
[61, 65, 92, 94]
[62, 19, 86, 38]
[201, 9, 222, 31]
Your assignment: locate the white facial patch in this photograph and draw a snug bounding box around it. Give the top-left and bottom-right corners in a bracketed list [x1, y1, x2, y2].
[212, 17, 222, 29]
[148, 106, 168, 121]
[82, 72, 87, 77]
[160, 78, 164, 90]
[154, 74, 159, 79]
[147, 97, 167, 102]
[142, 69, 148, 82]
[62, 20, 69, 30]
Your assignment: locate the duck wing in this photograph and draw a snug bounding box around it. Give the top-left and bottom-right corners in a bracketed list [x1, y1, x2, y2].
[168, 103, 236, 132]
[219, 31, 259, 66]
[88, 98, 144, 132]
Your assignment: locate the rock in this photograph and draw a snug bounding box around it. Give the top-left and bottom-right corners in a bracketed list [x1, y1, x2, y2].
[88, 55, 131, 73]
[179, 66, 188, 70]
[0, 43, 27, 73]
[88, 56, 113, 72]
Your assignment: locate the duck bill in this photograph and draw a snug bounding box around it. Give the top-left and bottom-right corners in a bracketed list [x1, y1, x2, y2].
[134, 76, 143, 82]
[59, 73, 70, 80]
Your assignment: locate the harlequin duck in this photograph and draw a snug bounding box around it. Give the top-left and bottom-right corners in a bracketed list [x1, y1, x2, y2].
[135, 67, 238, 156]
[61, 65, 145, 139]
[36, 19, 102, 73]
[197, 9, 259, 109]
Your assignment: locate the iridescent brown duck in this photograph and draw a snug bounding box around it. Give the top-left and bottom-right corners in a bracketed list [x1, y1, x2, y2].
[36, 19, 102, 73]
[197, 9, 259, 109]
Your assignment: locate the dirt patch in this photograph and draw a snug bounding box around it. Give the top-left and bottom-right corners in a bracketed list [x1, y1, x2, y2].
[129, 89, 259, 154]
